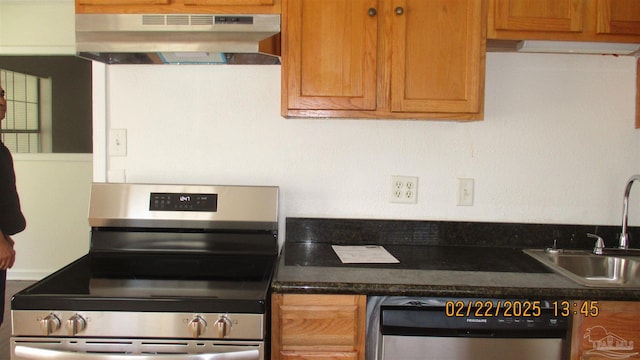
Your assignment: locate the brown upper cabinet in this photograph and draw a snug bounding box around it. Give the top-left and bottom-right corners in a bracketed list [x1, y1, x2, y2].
[183, 0, 274, 5]
[76, 0, 280, 14]
[488, 0, 640, 42]
[597, 0, 640, 36]
[282, 0, 486, 120]
[493, 0, 584, 34]
[77, 0, 171, 4]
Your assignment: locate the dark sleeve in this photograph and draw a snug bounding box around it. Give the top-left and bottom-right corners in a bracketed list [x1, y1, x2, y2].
[0, 143, 26, 235]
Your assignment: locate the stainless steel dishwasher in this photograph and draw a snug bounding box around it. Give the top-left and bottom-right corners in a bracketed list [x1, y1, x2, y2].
[367, 297, 570, 360]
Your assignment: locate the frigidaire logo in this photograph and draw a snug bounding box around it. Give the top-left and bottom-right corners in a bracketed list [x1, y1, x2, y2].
[466, 318, 488, 323]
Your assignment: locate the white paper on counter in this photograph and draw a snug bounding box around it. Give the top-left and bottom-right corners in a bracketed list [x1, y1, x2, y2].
[331, 245, 399, 264]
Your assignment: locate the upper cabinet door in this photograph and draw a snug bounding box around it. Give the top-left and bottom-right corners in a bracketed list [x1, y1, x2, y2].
[596, 0, 640, 36]
[489, 0, 640, 42]
[493, 0, 584, 33]
[76, 0, 281, 13]
[184, 0, 274, 5]
[77, 0, 170, 4]
[79, 0, 274, 5]
[283, 0, 378, 111]
[390, 0, 484, 114]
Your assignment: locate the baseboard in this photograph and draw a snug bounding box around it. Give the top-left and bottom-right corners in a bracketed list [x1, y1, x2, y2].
[6, 270, 49, 281]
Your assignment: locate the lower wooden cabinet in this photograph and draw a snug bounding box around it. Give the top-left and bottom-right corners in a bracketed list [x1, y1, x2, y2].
[271, 294, 366, 360]
[271, 295, 640, 360]
[570, 301, 640, 360]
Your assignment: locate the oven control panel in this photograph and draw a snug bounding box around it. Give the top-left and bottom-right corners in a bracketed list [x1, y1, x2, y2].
[13, 311, 264, 340]
[150, 192, 218, 212]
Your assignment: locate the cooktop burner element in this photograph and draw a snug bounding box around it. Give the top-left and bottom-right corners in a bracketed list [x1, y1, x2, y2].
[11, 183, 279, 360]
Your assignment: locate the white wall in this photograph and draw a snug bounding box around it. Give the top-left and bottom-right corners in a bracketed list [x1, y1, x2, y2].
[97, 52, 640, 240]
[0, 0, 75, 55]
[2, 13, 638, 279]
[9, 154, 92, 280]
[6, 0, 635, 280]
[1, 0, 87, 280]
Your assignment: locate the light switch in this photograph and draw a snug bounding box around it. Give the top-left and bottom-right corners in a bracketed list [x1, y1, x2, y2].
[457, 178, 474, 206]
[109, 129, 127, 156]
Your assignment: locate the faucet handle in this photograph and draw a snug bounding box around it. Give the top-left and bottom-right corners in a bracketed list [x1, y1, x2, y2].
[545, 239, 562, 253]
[587, 233, 605, 255]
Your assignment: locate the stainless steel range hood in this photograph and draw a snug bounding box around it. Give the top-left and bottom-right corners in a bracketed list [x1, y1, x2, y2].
[76, 13, 281, 65]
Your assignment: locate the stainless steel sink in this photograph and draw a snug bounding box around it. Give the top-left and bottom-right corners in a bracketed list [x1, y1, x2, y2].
[524, 249, 640, 288]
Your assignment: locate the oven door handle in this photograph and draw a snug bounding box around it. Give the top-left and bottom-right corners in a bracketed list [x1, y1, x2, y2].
[14, 346, 260, 360]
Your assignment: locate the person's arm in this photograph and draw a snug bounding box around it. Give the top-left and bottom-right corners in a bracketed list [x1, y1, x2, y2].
[0, 229, 16, 270]
[0, 152, 27, 235]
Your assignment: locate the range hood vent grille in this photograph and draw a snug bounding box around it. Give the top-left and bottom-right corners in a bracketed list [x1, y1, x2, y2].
[188, 15, 215, 26]
[138, 14, 218, 26]
[142, 15, 170, 25]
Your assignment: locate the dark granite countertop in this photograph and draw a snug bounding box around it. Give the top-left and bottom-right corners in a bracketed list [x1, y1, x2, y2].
[271, 218, 640, 301]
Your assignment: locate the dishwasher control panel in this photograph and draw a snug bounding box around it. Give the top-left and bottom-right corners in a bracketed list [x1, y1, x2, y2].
[381, 299, 569, 337]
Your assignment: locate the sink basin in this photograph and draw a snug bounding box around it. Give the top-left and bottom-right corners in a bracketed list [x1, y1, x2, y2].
[524, 249, 640, 288]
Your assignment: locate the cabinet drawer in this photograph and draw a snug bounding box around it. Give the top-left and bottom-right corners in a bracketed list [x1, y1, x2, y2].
[280, 305, 359, 346]
[281, 351, 358, 360]
[272, 294, 366, 360]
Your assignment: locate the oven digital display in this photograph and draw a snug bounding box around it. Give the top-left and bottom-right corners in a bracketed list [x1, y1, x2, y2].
[150, 193, 218, 212]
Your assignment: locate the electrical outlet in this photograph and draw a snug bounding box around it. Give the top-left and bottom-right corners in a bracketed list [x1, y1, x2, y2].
[457, 178, 474, 206]
[391, 176, 418, 204]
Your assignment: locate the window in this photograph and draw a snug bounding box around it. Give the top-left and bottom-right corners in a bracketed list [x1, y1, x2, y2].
[1, 69, 48, 153]
[0, 56, 92, 153]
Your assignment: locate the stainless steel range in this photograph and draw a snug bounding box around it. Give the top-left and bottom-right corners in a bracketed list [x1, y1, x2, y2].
[11, 183, 279, 360]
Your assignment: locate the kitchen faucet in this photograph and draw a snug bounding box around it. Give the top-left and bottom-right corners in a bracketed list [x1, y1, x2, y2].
[619, 174, 640, 249]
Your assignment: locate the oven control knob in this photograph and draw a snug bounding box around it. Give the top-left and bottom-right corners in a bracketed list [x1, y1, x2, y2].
[66, 314, 86, 336]
[214, 316, 232, 338]
[40, 313, 61, 335]
[189, 316, 207, 338]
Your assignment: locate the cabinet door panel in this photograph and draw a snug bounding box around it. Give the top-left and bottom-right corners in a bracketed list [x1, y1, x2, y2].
[494, 0, 583, 33]
[391, 0, 483, 113]
[77, 0, 169, 4]
[280, 305, 359, 347]
[571, 301, 640, 360]
[281, 351, 358, 359]
[184, 0, 274, 5]
[596, 0, 640, 36]
[285, 0, 378, 110]
[272, 294, 366, 360]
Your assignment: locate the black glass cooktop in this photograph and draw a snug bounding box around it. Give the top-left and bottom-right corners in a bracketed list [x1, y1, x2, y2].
[12, 252, 276, 313]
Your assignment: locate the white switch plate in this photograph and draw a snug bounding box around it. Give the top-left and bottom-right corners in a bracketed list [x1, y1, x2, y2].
[109, 129, 127, 156]
[457, 178, 474, 206]
[391, 176, 418, 204]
